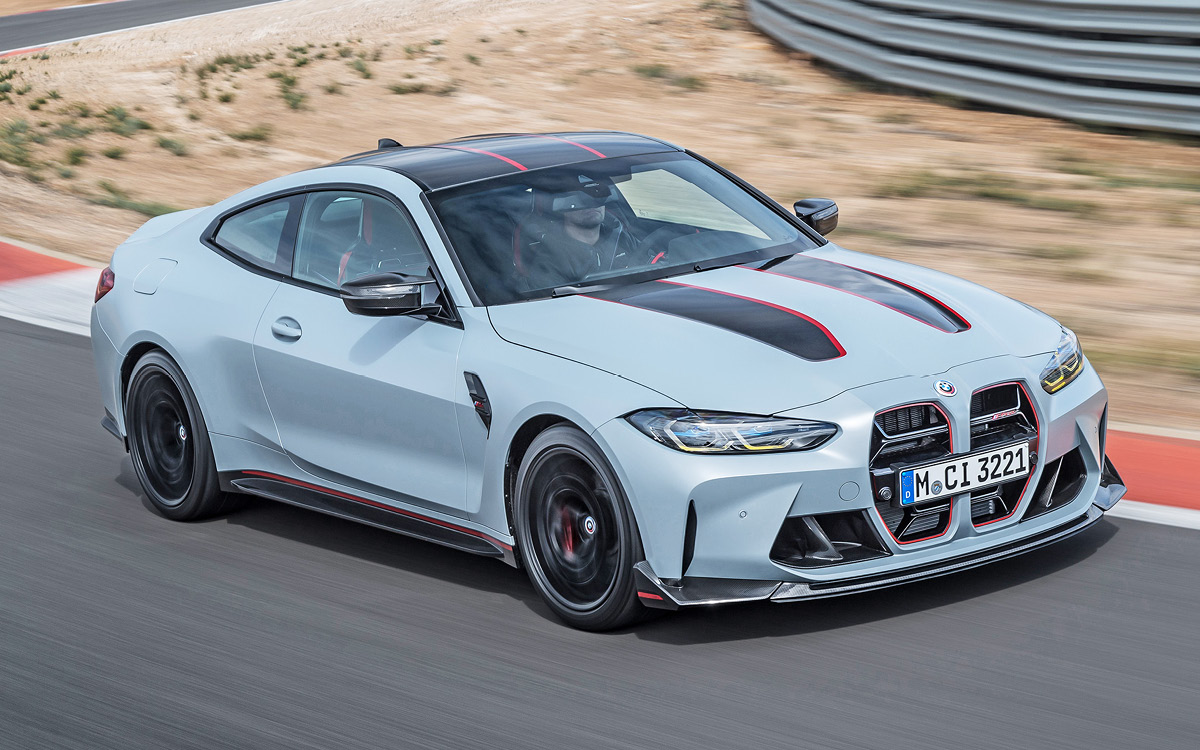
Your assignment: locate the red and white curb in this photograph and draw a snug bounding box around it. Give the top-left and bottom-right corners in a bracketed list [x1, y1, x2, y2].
[0, 0, 297, 57]
[0, 239, 99, 336]
[1, 238, 1197, 530]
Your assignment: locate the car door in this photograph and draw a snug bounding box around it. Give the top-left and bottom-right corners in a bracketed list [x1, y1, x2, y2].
[252, 188, 468, 516]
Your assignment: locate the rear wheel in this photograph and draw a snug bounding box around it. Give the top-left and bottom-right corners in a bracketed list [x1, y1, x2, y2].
[125, 350, 242, 521]
[514, 425, 646, 631]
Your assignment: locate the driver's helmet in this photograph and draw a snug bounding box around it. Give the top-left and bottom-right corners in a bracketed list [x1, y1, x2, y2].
[539, 174, 618, 214]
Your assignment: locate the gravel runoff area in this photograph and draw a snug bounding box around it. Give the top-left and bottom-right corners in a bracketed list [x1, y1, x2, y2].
[0, 0, 1197, 429]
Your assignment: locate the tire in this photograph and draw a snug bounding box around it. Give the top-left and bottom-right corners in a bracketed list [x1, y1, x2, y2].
[125, 350, 243, 521]
[513, 424, 647, 631]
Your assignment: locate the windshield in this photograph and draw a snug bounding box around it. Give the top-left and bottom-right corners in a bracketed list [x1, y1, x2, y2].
[427, 152, 821, 305]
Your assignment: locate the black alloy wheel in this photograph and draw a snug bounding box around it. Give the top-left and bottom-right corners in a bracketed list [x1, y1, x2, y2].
[129, 369, 194, 504]
[125, 350, 242, 521]
[514, 425, 646, 630]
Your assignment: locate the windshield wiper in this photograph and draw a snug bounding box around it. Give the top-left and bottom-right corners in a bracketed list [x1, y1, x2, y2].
[544, 248, 798, 299]
[757, 252, 799, 272]
[550, 283, 611, 298]
[691, 257, 750, 273]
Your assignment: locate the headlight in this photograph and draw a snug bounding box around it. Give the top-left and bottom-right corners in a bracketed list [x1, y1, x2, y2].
[1040, 327, 1084, 394]
[626, 409, 838, 454]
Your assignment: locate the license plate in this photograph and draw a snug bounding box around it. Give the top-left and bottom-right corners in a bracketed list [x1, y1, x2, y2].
[899, 442, 1030, 505]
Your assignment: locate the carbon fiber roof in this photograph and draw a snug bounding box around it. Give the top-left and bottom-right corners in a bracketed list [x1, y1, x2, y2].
[331, 131, 681, 190]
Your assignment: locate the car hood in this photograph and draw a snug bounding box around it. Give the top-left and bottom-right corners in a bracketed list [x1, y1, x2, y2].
[487, 246, 1063, 414]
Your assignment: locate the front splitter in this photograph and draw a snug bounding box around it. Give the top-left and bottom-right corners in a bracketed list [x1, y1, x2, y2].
[634, 504, 1105, 610]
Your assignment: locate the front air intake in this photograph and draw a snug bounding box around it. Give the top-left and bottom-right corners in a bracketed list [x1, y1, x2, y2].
[1023, 448, 1087, 521]
[869, 402, 954, 543]
[770, 510, 890, 568]
[969, 383, 1039, 526]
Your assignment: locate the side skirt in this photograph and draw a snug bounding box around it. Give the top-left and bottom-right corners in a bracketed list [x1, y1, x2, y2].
[220, 470, 517, 566]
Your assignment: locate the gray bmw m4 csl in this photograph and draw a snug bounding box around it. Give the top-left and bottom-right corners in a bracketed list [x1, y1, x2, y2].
[91, 131, 1126, 630]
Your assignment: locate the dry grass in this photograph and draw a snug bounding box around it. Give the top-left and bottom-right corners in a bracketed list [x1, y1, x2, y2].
[0, 0, 1197, 428]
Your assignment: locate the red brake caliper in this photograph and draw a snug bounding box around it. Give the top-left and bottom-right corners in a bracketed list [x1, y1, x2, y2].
[561, 506, 574, 557]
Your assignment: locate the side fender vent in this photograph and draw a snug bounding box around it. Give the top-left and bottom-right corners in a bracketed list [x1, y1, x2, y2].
[681, 501, 697, 577]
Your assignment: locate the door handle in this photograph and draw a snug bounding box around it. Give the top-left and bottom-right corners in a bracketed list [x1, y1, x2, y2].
[271, 317, 302, 340]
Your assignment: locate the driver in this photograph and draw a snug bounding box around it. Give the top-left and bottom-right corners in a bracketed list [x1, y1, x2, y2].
[517, 176, 639, 290]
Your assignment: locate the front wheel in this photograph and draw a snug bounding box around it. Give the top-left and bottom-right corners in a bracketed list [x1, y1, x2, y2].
[125, 350, 242, 521]
[514, 425, 646, 631]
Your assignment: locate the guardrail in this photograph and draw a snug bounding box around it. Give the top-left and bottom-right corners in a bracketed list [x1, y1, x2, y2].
[747, 0, 1200, 135]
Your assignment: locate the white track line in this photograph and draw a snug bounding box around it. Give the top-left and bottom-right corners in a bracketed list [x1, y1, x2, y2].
[0, 268, 97, 336]
[0, 0, 296, 55]
[1105, 500, 1200, 531]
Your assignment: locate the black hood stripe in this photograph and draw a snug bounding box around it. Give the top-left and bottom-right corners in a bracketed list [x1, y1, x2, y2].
[586, 279, 845, 361]
[752, 255, 970, 333]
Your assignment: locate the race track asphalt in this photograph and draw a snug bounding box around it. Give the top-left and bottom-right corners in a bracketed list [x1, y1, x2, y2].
[0, 0, 289, 52]
[2, 314, 1199, 749]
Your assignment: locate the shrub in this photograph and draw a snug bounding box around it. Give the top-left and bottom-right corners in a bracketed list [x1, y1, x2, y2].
[103, 106, 152, 136]
[389, 83, 428, 95]
[229, 125, 273, 142]
[88, 181, 179, 217]
[156, 137, 188, 156]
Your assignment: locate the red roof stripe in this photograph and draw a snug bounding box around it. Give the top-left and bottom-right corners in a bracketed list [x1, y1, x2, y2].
[523, 133, 607, 158]
[431, 144, 528, 171]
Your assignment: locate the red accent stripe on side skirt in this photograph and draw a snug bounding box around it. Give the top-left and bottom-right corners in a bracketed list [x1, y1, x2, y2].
[522, 134, 607, 158]
[657, 279, 847, 357]
[240, 471, 513, 550]
[431, 145, 528, 171]
[637, 591, 664, 600]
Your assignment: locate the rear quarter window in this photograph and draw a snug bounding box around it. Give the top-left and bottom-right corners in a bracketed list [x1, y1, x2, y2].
[212, 196, 302, 274]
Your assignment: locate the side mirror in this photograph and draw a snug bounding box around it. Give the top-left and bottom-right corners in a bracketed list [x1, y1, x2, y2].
[793, 198, 838, 236]
[340, 272, 441, 317]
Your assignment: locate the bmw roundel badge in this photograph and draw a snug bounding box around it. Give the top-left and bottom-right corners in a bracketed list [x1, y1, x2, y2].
[935, 380, 957, 397]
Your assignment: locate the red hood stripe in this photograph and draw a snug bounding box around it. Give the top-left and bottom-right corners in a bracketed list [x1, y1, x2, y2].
[659, 279, 847, 357]
[751, 255, 970, 333]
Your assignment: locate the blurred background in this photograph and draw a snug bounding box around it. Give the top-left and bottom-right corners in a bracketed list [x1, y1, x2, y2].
[2, 0, 1197, 433]
[2, 3, 1199, 749]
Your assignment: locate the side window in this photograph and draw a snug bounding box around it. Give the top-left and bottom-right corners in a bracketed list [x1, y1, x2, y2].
[293, 191, 432, 290]
[212, 196, 300, 274]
